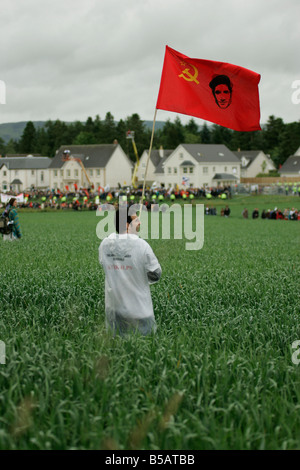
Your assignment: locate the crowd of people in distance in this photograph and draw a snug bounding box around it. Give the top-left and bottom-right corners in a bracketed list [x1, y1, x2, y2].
[0, 185, 233, 212]
[242, 207, 300, 220]
[205, 205, 231, 217]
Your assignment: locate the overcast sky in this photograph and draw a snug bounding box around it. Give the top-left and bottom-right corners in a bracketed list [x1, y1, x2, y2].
[0, 0, 299, 127]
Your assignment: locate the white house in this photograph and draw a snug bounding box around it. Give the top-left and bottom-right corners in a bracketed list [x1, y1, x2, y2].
[233, 150, 276, 177]
[279, 154, 300, 178]
[153, 144, 241, 189]
[49, 144, 133, 191]
[0, 154, 52, 192]
[136, 147, 174, 184]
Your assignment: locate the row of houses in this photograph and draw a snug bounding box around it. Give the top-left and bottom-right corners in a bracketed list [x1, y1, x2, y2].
[0, 143, 298, 193]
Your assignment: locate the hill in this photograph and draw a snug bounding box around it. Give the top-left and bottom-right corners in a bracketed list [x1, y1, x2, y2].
[0, 119, 167, 144]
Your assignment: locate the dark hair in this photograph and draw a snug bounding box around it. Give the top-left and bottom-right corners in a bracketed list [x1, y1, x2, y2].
[115, 208, 133, 234]
[8, 197, 16, 207]
[209, 74, 232, 92]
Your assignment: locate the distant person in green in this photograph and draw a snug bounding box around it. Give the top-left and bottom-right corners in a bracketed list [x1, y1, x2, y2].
[7, 198, 22, 240]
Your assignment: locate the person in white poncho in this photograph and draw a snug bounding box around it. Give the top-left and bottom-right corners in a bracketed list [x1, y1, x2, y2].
[99, 207, 162, 336]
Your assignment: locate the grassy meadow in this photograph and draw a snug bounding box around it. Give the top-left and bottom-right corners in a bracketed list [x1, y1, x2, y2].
[0, 195, 299, 450]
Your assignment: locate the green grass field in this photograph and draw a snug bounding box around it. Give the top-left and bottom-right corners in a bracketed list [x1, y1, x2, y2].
[0, 195, 300, 450]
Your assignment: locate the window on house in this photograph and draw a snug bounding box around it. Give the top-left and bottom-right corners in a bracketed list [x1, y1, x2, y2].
[41, 171, 44, 182]
[54, 170, 57, 177]
[203, 167, 208, 174]
[168, 167, 172, 174]
[97, 169, 100, 176]
[212, 167, 215, 172]
[232, 167, 237, 174]
[60, 170, 63, 177]
[74, 169, 78, 177]
[189, 167, 194, 174]
[183, 167, 188, 173]
[15, 170, 18, 176]
[3, 171, 6, 176]
[89, 169, 93, 176]
[67, 169, 70, 177]
[179, 153, 183, 159]
[224, 166, 227, 172]
[174, 167, 177, 174]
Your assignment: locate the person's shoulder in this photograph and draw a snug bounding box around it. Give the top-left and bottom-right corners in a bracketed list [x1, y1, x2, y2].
[99, 232, 116, 247]
[134, 237, 154, 252]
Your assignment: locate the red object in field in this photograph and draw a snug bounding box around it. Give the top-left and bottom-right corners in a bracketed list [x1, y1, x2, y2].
[156, 45, 261, 131]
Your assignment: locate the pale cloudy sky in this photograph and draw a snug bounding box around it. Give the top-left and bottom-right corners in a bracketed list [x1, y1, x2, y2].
[0, 0, 299, 126]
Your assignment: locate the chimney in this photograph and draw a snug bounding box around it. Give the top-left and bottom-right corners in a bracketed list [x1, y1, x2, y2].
[159, 145, 164, 158]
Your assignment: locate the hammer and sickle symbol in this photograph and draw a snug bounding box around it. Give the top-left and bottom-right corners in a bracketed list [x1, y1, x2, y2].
[178, 63, 199, 84]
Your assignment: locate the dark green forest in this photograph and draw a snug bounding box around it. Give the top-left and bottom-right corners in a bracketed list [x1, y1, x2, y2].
[0, 113, 299, 168]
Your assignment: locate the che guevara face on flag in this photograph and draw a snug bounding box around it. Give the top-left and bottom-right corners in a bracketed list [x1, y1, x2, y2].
[156, 46, 261, 132]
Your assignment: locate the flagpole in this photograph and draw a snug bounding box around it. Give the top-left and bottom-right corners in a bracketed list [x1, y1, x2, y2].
[140, 108, 158, 211]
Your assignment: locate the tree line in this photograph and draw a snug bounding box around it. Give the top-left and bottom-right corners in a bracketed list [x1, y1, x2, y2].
[0, 112, 299, 168]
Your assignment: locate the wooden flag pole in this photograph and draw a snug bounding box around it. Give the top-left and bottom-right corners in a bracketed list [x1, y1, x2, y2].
[140, 108, 158, 211]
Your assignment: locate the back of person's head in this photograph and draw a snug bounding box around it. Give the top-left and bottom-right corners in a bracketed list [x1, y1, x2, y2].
[115, 207, 132, 234]
[8, 197, 16, 207]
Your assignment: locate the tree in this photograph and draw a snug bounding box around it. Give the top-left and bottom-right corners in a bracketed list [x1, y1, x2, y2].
[0, 137, 6, 155]
[124, 113, 151, 161]
[102, 112, 117, 143]
[264, 115, 285, 154]
[158, 117, 185, 148]
[200, 123, 211, 144]
[73, 131, 96, 145]
[5, 139, 17, 154]
[210, 124, 232, 146]
[19, 121, 37, 153]
[184, 119, 201, 143]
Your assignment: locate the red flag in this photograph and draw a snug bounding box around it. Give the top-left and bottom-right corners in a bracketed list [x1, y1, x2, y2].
[65, 185, 69, 191]
[156, 46, 261, 132]
[74, 183, 78, 191]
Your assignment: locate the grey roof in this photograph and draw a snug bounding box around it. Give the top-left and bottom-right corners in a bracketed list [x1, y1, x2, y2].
[0, 156, 52, 170]
[180, 160, 195, 166]
[181, 144, 240, 163]
[49, 144, 131, 169]
[279, 155, 300, 174]
[212, 173, 238, 180]
[233, 150, 262, 168]
[154, 156, 169, 174]
[146, 149, 174, 167]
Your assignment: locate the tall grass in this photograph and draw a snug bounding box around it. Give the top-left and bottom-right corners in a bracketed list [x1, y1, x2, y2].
[0, 198, 299, 449]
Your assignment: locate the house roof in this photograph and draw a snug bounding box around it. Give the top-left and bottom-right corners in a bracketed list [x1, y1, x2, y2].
[143, 149, 174, 167]
[49, 144, 132, 169]
[154, 156, 169, 174]
[279, 155, 300, 174]
[154, 144, 240, 174]
[233, 150, 262, 168]
[0, 156, 52, 170]
[212, 173, 238, 180]
[181, 144, 240, 163]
